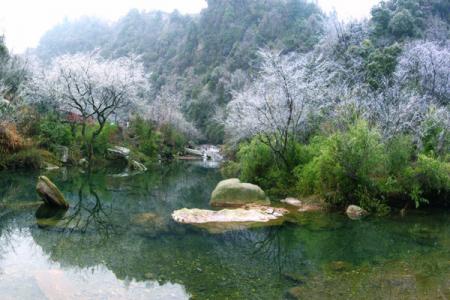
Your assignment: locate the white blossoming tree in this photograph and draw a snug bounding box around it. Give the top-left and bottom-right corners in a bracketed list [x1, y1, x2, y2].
[139, 86, 200, 140]
[30, 52, 148, 163]
[396, 41, 450, 105]
[226, 49, 324, 168]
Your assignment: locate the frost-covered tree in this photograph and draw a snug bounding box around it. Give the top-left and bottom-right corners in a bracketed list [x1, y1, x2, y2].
[140, 86, 200, 139]
[226, 49, 324, 167]
[396, 40, 450, 105]
[363, 84, 431, 140]
[0, 39, 28, 123]
[29, 52, 148, 162]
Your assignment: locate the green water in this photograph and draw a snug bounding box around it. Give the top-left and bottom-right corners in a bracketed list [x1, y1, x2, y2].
[0, 162, 449, 299]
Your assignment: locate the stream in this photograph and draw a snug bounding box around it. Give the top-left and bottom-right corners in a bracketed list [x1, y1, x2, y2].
[0, 161, 449, 299]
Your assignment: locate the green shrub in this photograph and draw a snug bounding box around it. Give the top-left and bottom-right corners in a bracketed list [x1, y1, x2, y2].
[1, 148, 57, 170]
[159, 124, 186, 159]
[237, 136, 302, 197]
[220, 160, 241, 178]
[410, 154, 450, 207]
[129, 117, 159, 159]
[296, 120, 388, 210]
[38, 114, 74, 147]
[83, 123, 120, 156]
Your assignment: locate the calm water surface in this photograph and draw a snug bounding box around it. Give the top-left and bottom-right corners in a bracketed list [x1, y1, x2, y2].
[0, 162, 449, 299]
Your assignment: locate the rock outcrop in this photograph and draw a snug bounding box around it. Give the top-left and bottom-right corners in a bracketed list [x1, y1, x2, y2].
[36, 176, 69, 209]
[346, 205, 368, 220]
[210, 178, 270, 207]
[106, 146, 130, 160]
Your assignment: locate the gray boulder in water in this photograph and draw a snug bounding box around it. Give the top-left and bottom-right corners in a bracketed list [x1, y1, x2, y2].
[210, 178, 270, 207]
[346, 205, 368, 220]
[36, 176, 69, 209]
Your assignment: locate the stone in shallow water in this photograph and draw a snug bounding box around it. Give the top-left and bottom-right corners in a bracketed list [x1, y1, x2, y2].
[280, 198, 303, 207]
[132, 212, 168, 236]
[346, 205, 368, 220]
[129, 160, 147, 172]
[36, 176, 69, 209]
[172, 205, 288, 233]
[297, 204, 323, 212]
[210, 178, 270, 207]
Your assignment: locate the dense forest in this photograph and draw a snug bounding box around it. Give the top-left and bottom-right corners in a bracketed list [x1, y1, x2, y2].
[1, 0, 449, 213]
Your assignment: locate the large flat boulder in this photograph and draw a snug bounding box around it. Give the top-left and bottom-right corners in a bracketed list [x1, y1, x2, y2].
[172, 205, 288, 233]
[210, 178, 270, 207]
[36, 176, 69, 209]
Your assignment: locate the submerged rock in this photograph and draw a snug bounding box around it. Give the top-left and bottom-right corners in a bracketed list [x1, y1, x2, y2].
[79, 158, 89, 168]
[132, 212, 168, 235]
[36, 176, 69, 209]
[281, 198, 303, 207]
[172, 205, 288, 233]
[298, 204, 324, 212]
[346, 205, 368, 220]
[210, 178, 270, 207]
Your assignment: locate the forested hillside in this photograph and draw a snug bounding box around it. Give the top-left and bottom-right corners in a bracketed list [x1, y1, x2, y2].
[34, 0, 325, 142]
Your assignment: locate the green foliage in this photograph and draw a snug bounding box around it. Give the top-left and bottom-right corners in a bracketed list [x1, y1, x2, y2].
[370, 0, 431, 41]
[385, 135, 414, 176]
[389, 9, 415, 38]
[296, 121, 387, 209]
[220, 160, 241, 178]
[90, 123, 120, 155]
[159, 124, 186, 159]
[410, 154, 450, 206]
[38, 114, 74, 147]
[365, 43, 402, 89]
[420, 110, 450, 157]
[129, 117, 159, 159]
[236, 136, 308, 197]
[0, 148, 57, 170]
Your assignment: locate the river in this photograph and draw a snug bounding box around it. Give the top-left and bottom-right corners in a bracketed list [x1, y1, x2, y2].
[0, 162, 449, 299]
